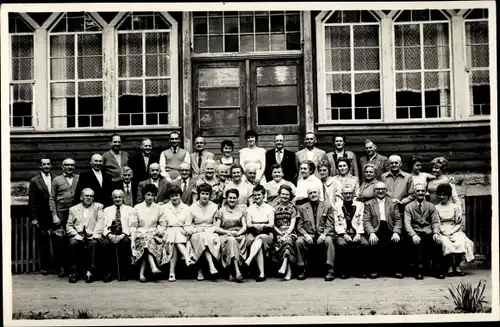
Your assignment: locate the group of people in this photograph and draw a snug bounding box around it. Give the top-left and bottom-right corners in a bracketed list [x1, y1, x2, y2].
[28, 131, 475, 283]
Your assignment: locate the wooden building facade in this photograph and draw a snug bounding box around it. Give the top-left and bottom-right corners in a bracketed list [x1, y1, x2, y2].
[7, 6, 494, 270]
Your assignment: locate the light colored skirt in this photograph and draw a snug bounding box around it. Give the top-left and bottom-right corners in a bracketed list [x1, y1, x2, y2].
[163, 227, 188, 264]
[187, 231, 221, 262]
[133, 231, 168, 266]
[220, 235, 247, 268]
[441, 226, 475, 262]
[246, 232, 273, 256]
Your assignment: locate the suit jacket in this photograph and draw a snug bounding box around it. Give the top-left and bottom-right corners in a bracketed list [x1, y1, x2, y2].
[326, 150, 359, 177]
[66, 202, 104, 240]
[102, 150, 129, 182]
[171, 177, 198, 205]
[190, 150, 215, 179]
[137, 177, 170, 204]
[359, 153, 389, 181]
[295, 147, 328, 177]
[404, 200, 441, 237]
[28, 172, 54, 229]
[74, 169, 113, 207]
[334, 200, 365, 235]
[49, 174, 80, 223]
[98, 204, 134, 237]
[111, 181, 138, 207]
[264, 148, 298, 184]
[297, 201, 335, 237]
[363, 196, 402, 235]
[128, 152, 160, 184]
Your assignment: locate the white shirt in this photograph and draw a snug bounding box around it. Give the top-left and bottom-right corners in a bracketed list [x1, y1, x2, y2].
[377, 198, 386, 221]
[275, 148, 283, 164]
[181, 178, 190, 192]
[82, 205, 93, 226]
[123, 182, 132, 194]
[143, 155, 150, 172]
[247, 202, 274, 224]
[93, 169, 103, 187]
[151, 179, 159, 189]
[306, 149, 315, 161]
[42, 173, 51, 193]
[296, 175, 324, 201]
[65, 175, 74, 186]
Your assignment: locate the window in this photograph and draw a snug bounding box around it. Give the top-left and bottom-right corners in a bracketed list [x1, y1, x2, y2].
[49, 12, 104, 128]
[323, 11, 381, 121]
[465, 9, 490, 116]
[117, 12, 172, 126]
[394, 10, 452, 119]
[192, 11, 301, 53]
[9, 14, 35, 128]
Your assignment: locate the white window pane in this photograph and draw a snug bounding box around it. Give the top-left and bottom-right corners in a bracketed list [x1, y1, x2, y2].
[396, 72, 421, 92]
[395, 47, 420, 70]
[326, 49, 351, 71]
[240, 35, 254, 52]
[12, 58, 34, 80]
[353, 25, 379, 47]
[423, 23, 449, 46]
[424, 46, 449, 69]
[50, 35, 75, 57]
[145, 32, 169, 54]
[395, 24, 420, 46]
[146, 54, 170, 76]
[78, 34, 102, 56]
[257, 66, 296, 86]
[325, 26, 350, 48]
[198, 68, 240, 87]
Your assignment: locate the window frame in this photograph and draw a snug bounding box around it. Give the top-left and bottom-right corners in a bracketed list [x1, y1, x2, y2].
[392, 11, 454, 122]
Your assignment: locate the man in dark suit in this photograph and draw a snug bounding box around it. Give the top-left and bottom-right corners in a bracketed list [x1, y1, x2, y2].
[102, 134, 129, 183]
[49, 158, 80, 278]
[137, 163, 170, 204]
[127, 138, 159, 184]
[359, 139, 389, 181]
[264, 134, 297, 184]
[111, 166, 137, 207]
[295, 186, 336, 281]
[404, 183, 444, 280]
[171, 162, 197, 205]
[28, 157, 54, 275]
[74, 154, 113, 207]
[363, 181, 405, 279]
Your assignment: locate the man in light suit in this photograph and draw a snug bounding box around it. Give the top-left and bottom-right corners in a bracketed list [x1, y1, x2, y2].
[99, 189, 134, 282]
[190, 136, 214, 179]
[404, 183, 444, 280]
[66, 188, 104, 283]
[171, 162, 197, 205]
[326, 134, 359, 177]
[295, 187, 336, 281]
[28, 157, 54, 275]
[363, 181, 405, 279]
[137, 163, 170, 204]
[111, 166, 137, 207]
[74, 154, 113, 207]
[128, 138, 159, 184]
[264, 134, 297, 184]
[102, 134, 129, 183]
[49, 158, 80, 278]
[359, 139, 389, 181]
[295, 132, 327, 177]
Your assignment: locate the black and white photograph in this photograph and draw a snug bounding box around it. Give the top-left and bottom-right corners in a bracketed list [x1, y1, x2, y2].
[1, 1, 498, 325]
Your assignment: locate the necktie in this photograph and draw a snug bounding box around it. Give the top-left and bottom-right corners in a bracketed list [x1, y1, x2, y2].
[418, 203, 423, 214]
[125, 184, 130, 197]
[277, 150, 282, 164]
[198, 152, 203, 169]
[114, 205, 122, 235]
[182, 180, 186, 192]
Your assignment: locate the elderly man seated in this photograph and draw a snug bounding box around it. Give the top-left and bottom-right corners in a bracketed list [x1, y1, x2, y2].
[66, 188, 104, 283]
[295, 186, 336, 281]
[404, 183, 444, 280]
[334, 185, 368, 279]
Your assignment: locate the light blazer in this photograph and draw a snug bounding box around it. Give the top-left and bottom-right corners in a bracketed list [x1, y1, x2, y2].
[66, 202, 104, 240]
[28, 172, 54, 229]
[50, 174, 80, 221]
[264, 148, 298, 184]
[363, 196, 402, 235]
[136, 177, 170, 204]
[404, 200, 441, 237]
[297, 201, 335, 237]
[74, 169, 113, 207]
[102, 150, 129, 182]
[295, 147, 328, 177]
[98, 204, 134, 237]
[190, 150, 215, 178]
[326, 150, 359, 177]
[359, 153, 389, 181]
[334, 200, 365, 235]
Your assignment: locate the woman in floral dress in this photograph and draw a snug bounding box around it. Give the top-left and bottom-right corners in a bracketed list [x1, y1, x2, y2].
[435, 183, 474, 276]
[215, 188, 247, 283]
[272, 184, 299, 281]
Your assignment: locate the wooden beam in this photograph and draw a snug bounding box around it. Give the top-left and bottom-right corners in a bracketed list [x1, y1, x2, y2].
[373, 10, 386, 19]
[446, 9, 457, 17]
[41, 12, 60, 29]
[458, 9, 469, 16]
[182, 12, 193, 152]
[451, 15, 468, 120]
[33, 28, 48, 130]
[315, 9, 326, 125]
[19, 13, 40, 29]
[303, 11, 315, 134]
[380, 17, 395, 122]
[315, 10, 330, 24]
[102, 26, 116, 128]
[109, 12, 126, 27]
[387, 10, 398, 19]
[88, 12, 108, 28]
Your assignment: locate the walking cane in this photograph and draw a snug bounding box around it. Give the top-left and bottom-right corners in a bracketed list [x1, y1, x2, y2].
[116, 245, 121, 280]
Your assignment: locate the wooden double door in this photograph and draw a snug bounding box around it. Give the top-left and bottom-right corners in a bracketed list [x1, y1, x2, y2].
[193, 59, 304, 152]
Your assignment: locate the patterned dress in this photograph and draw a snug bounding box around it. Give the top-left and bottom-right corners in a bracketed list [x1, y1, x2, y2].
[436, 202, 475, 262]
[162, 202, 190, 263]
[186, 201, 221, 262]
[130, 202, 168, 266]
[272, 202, 299, 264]
[217, 205, 248, 268]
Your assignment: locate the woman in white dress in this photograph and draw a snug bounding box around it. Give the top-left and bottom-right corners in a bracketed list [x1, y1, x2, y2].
[162, 184, 194, 282]
[435, 183, 474, 276]
[130, 184, 167, 283]
[239, 130, 267, 184]
[410, 154, 435, 189]
[185, 183, 221, 281]
[216, 140, 239, 168]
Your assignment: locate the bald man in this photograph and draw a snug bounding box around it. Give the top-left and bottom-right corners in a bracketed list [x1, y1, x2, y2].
[191, 136, 214, 179]
[50, 158, 80, 277]
[74, 154, 113, 207]
[172, 162, 197, 205]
